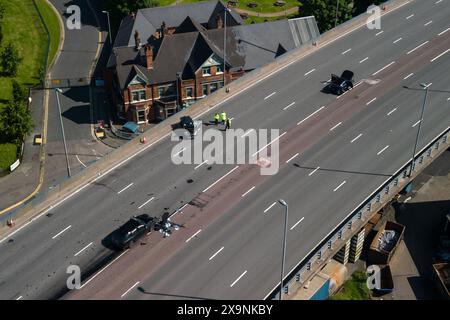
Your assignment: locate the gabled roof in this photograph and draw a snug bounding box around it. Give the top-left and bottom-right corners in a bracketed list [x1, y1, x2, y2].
[175, 16, 207, 34]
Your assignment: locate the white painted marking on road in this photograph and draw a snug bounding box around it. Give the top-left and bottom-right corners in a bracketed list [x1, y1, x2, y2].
[406, 14, 414, 19]
[138, 197, 154, 209]
[359, 57, 369, 63]
[387, 107, 397, 116]
[264, 202, 277, 213]
[173, 147, 186, 157]
[202, 166, 239, 193]
[185, 229, 202, 243]
[194, 160, 208, 170]
[403, 73, 414, 80]
[342, 48, 351, 55]
[366, 97, 377, 106]
[286, 153, 299, 163]
[336, 90, 348, 99]
[76, 155, 87, 168]
[435, 0, 442, 3]
[424, 20, 432, 26]
[431, 48, 450, 62]
[407, 41, 429, 55]
[121, 281, 139, 298]
[438, 27, 450, 36]
[309, 166, 320, 176]
[297, 106, 325, 126]
[80, 249, 129, 289]
[372, 61, 395, 76]
[290, 217, 305, 231]
[351, 133, 363, 143]
[117, 183, 133, 194]
[404, 196, 412, 203]
[412, 120, 421, 128]
[393, 37, 402, 44]
[333, 181, 346, 192]
[241, 129, 254, 138]
[252, 132, 286, 157]
[283, 102, 296, 110]
[242, 186, 256, 198]
[375, 30, 384, 36]
[264, 92, 276, 100]
[304, 68, 316, 76]
[52, 225, 71, 239]
[230, 270, 247, 287]
[330, 122, 342, 131]
[209, 247, 224, 261]
[74, 242, 93, 257]
[353, 81, 363, 88]
[16, 296, 23, 300]
[377, 145, 390, 155]
[447, 97, 450, 101]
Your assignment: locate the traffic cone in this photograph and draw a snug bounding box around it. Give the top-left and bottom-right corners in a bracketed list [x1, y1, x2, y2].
[140, 136, 147, 144]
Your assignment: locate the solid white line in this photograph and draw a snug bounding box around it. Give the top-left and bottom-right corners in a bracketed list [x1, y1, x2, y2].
[435, 0, 442, 3]
[387, 107, 397, 116]
[359, 57, 369, 63]
[194, 160, 208, 170]
[16, 296, 23, 300]
[202, 166, 239, 193]
[138, 196, 154, 209]
[76, 155, 87, 168]
[366, 97, 377, 105]
[264, 92, 276, 100]
[342, 48, 351, 55]
[375, 30, 384, 36]
[242, 186, 255, 198]
[407, 41, 429, 55]
[121, 281, 139, 298]
[209, 247, 224, 261]
[286, 153, 299, 163]
[372, 61, 395, 76]
[351, 133, 363, 143]
[241, 129, 254, 138]
[308, 166, 320, 176]
[80, 249, 129, 289]
[412, 120, 421, 128]
[431, 48, 450, 62]
[438, 27, 450, 36]
[290, 217, 305, 231]
[353, 81, 363, 88]
[336, 90, 348, 99]
[377, 145, 390, 155]
[283, 102, 296, 110]
[251, 132, 286, 157]
[230, 270, 247, 287]
[403, 73, 414, 80]
[297, 106, 325, 126]
[330, 122, 342, 131]
[424, 20, 432, 26]
[52, 225, 71, 239]
[393, 37, 402, 44]
[117, 183, 133, 194]
[304, 68, 316, 76]
[172, 147, 186, 157]
[406, 14, 414, 19]
[333, 181, 346, 192]
[447, 97, 450, 101]
[74, 242, 93, 257]
[264, 202, 277, 213]
[185, 229, 202, 243]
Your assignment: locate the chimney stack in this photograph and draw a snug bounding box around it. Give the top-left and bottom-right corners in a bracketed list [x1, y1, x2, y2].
[134, 30, 141, 50]
[145, 45, 153, 70]
[216, 14, 223, 29]
[160, 21, 166, 38]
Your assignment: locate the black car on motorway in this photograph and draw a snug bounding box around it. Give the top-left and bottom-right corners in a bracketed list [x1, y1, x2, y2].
[110, 214, 156, 250]
[323, 70, 354, 95]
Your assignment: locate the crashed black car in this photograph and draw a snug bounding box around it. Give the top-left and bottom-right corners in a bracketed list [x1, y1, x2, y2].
[110, 214, 156, 250]
[323, 70, 354, 95]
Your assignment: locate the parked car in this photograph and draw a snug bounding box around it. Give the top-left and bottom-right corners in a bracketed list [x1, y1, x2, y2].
[110, 214, 156, 250]
[323, 70, 354, 95]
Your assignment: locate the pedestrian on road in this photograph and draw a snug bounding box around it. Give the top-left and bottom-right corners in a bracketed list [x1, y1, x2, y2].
[221, 111, 227, 125]
[214, 113, 220, 125]
[225, 117, 232, 130]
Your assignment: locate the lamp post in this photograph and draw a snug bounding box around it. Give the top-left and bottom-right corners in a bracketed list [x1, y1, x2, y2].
[102, 10, 112, 47]
[408, 82, 431, 177]
[334, 0, 339, 28]
[176, 72, 182, 111]
[278, 199, 289, 300]
[54, 88, 71, 178]
[223, 7, 230, 88]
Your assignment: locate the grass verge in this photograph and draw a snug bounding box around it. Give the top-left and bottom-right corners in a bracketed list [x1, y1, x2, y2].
[0, 143, 17, 170]
[329, 271, 371, 300]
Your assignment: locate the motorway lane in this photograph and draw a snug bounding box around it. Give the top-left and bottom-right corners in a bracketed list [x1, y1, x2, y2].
[1, 0, 449, 299]
[68, 47, 450, 299]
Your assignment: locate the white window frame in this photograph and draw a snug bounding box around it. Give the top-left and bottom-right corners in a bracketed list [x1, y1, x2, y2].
[202, 67, 211, 76]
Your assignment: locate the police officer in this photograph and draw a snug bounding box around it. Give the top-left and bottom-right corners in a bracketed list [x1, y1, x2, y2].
[225, 117, 232, 130]
[221, 111, 227, 125]
[214, 113, 220, 125]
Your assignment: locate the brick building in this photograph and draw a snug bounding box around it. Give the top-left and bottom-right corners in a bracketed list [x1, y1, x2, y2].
[106, 0, 319, 124]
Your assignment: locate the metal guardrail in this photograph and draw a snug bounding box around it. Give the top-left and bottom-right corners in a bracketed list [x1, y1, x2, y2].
[267, 125, 450, 300]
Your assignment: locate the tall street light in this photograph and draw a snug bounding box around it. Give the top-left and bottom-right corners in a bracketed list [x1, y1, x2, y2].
[334, 0, 340, 28]
[409, 82, 431, 177]
[54, 88, 71, 178]
[102, 10, 112, 47]
[223, 7, 230, 89]
[278, 199, 289, 300]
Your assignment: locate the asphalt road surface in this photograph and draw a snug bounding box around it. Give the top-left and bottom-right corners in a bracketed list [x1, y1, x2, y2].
[1, 0, 449, 300]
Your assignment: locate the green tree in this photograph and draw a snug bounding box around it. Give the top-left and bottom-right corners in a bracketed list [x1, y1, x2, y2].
[12, 80, 28, 103]
[1, 43, 23, 76]
[0, 100, 33, 145]
[300, 0, 355, 33]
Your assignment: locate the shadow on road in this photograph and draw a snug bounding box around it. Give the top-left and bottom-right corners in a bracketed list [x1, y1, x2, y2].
[136, 287, 214, 300]
[292, 164, 393, 178]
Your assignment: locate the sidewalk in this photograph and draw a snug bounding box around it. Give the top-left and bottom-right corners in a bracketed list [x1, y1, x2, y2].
[0, 90, 44, 211]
